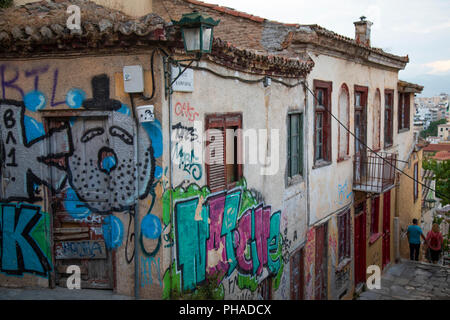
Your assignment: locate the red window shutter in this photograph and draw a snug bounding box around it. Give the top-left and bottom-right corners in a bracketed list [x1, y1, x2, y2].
[405, 94, 410, 129]
[338, 214, 344, 262]
[346, 210, 351, 258]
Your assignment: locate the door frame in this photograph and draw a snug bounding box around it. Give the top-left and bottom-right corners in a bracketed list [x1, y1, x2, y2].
[382, 190, 391, 269]
[354, 202, 366, 287]
[290, 246, 305, 300]
[354, 85, 368, 183]
[314, 223, 328, 300]
[42, 110, 117, 290]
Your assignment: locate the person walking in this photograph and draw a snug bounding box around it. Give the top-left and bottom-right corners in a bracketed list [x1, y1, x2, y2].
[407, 219, 426, 261]
[426, 223, 444, 264]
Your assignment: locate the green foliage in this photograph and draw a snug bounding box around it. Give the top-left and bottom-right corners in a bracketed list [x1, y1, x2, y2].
[0, 0, 12, 9]
[433, 215, 444, 225]
[422, 159, 450, 206]
[191, 271, 225, 300]
[169, 270, 225, 300]
[420, 119, 447, 138]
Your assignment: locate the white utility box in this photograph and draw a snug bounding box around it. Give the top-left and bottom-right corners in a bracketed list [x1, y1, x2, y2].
[136, 105, 155, 122]
[123, 65, 144, 93]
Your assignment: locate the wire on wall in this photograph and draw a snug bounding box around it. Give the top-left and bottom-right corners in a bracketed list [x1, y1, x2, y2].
[303, 82, 450, 203]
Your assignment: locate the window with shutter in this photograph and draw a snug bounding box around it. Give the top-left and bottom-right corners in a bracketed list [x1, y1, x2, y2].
[338, 84, 350, 160]
[384, 90, 394, 147]
[398, 93, 410, 131]
[206, 114, 242, 192]
[313, 80, 332, 166]
[371, 196, 380, 235]
[413, 162, 418, 202]
[288, 112, 303, 178]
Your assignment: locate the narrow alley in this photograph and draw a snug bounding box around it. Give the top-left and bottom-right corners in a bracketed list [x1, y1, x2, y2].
[358, 260, 450, 300]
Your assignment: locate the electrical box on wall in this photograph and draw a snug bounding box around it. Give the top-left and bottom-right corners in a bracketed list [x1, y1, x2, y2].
[123, 65, 144, 93]
[136, 105, 155, 122]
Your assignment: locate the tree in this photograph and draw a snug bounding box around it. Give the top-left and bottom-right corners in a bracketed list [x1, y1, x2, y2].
[420, 119, 447, 138]
[0, 0, 13, 9]
[422, 159, 450, 206]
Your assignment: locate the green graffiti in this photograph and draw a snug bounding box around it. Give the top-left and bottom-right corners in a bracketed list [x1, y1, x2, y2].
[162, 177, 285, 298]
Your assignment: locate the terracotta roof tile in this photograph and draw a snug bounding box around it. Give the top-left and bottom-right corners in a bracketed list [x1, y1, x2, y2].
[180, 1, 408, 64]
[0, 0, 168, 56]
[303, 24, 409, 63]
[206, 37, 314, 78]
[184, 0, 265, 23]
[432, 151, 450, 161]
[423, 144, 450, 152]
[0, 0, 313, 77]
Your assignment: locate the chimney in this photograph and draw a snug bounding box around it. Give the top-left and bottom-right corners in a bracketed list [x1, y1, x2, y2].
[354, 16, 373, 47]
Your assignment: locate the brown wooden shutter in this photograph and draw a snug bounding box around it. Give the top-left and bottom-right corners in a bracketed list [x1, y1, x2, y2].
[398, 94, 403, 130]
[405, 94, 410, 129]
[206, 116, 226, 192]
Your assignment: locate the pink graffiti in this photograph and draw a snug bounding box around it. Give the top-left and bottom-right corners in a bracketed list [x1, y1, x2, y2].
[206, 196, 272, 276]
[174, 102, 199, 122]
[206, 195, 228, 274]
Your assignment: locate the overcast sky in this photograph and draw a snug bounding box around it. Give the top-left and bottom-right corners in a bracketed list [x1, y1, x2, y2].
[210, 0, 450, 97]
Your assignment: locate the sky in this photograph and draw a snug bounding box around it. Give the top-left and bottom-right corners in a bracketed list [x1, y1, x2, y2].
[209, 0, 450, 97]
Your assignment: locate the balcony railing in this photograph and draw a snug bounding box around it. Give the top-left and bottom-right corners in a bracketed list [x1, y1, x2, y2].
[353, 150, 397, 193]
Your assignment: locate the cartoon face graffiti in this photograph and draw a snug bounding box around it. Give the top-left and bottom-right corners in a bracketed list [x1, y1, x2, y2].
[67, 111, 154, 213]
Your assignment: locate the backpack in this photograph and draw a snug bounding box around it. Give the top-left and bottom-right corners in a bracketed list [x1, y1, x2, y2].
[429, 232, 440, 248]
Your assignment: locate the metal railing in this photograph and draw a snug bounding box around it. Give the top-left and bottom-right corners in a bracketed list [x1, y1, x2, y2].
[353, 150, 397, 193]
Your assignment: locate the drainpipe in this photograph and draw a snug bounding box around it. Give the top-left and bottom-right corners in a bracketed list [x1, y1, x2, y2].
[163, 54, 174, 296]
[394, 173, 401, 263]
[303, 80, 311, 229]
[129, 93, 140, 300]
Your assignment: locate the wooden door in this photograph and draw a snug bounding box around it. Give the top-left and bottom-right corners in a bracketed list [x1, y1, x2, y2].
[382, 191, 391, 269]
[354, 203, 366, 286]
[290, 247, 305, 300]
[314, 223, 328, 300]
[48, 117, 114, 289]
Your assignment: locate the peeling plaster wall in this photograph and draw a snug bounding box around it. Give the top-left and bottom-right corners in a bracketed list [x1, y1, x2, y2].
[0, 54, 165, 299]
[164, 60, 308, 299]
[305, 53, 400, 225]
[398, 148, 423, 260]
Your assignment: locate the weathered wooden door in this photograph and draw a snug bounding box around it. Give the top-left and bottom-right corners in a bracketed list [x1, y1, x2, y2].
[290, 247, 304, 300]
[48, 117, 114, 289]
[382, 191, 391, 269]
[314, 223, 328, 300]
[354, 203, 366, 286]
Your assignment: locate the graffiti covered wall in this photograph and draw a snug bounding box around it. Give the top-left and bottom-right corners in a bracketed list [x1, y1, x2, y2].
[0, 56, 164, 297]
[161, 179, 285, 299]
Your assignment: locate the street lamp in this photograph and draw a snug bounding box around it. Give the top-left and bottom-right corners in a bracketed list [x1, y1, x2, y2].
[164, 11, 220, 97]
[424, 198, 436, 210]
[173, 10, 220, 58]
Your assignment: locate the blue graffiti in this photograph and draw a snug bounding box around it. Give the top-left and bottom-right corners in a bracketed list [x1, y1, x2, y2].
[23, 116, 45, 143]
[64, 188, 91, 219]
[155, 166, 163, 180]
[101, 155, 117, 174]
[142, 119, 163, 158]
[24, 90, 46, 111]
[65, 88, 86, 109]
[0, 203, 52, 277]
[117, 104, 131, 116]
[140, 256, 162, 288]
[102, 216, 124, 249]
[141, 213, 162, 240]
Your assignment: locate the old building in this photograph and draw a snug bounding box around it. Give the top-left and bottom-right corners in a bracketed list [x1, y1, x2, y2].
[0, 0, 315, 300]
